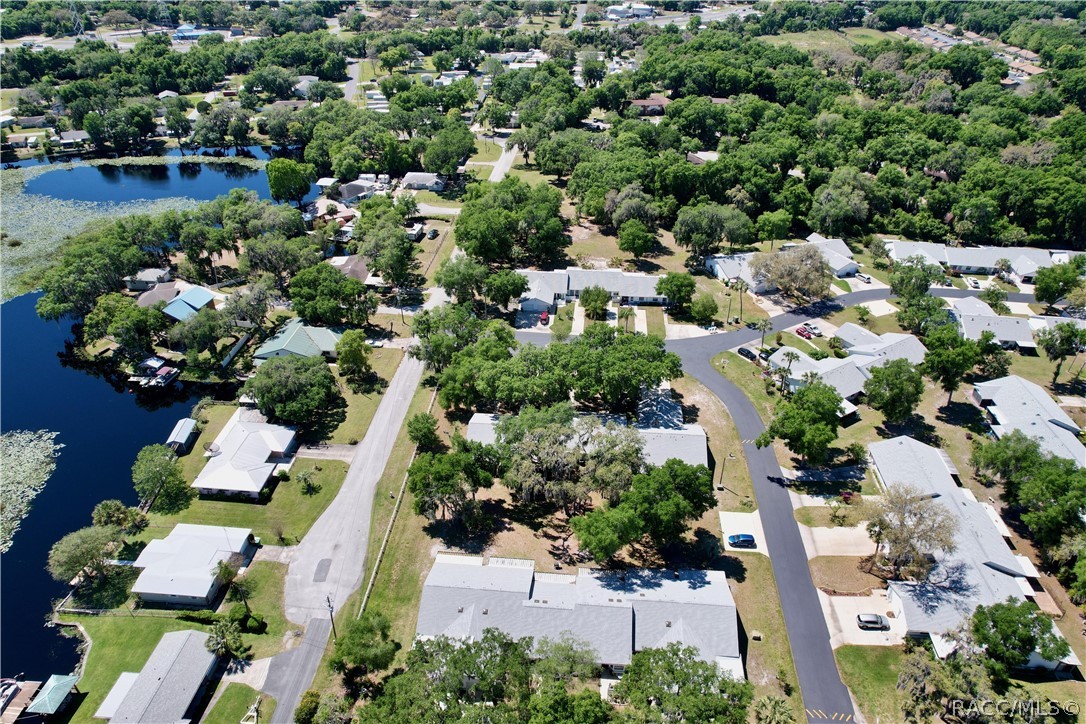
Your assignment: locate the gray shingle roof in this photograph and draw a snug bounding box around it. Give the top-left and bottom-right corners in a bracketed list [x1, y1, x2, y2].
[869, 437, 1033, 637]
[973, 376, 1085, 465]
[956, 314, 1035, 347]
[416, 555, 739, 669]
[108, 630, 217, 723]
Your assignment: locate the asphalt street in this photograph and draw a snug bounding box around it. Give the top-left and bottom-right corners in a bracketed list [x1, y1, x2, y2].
[264, 619, 332, 724]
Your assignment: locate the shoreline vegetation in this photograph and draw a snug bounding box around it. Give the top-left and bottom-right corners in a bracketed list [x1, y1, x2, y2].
[0, 155, 268, 301]
[0, 429, 63, 552]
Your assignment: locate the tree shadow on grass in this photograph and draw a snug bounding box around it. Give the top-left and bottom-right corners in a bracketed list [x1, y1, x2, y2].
[934, 400, 988, 435]
[298, 393, 348, 443]
[878, 412, 941, 447]
[422, 503, 508, 555]
[70, 566, 139, 610]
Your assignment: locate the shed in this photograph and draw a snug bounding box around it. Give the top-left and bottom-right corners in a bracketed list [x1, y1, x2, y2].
[25, 675, 79, 716]
[166, 418, 198, 454]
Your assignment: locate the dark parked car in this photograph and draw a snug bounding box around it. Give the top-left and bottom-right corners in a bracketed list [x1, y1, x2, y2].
[427, 228, 439, 239]
[727, 534, 757, 549]
[737, 347, 758, 362]
[856, 614, 890, 631]
[758, 347, 778, 362]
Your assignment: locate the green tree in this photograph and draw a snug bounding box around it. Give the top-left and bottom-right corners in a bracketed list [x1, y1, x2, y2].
[407, 413, 441, 451]
[613, 643, 753, 723]
[656, 272, 696, 312]
[266, 158, 316, 209]
[890, 255, 943, 301]
[922, 324, 977, 405]
[169, 307, 226, 360]
[856, 305, 871, 326]
[978, 284, 1010, 315]
[1018, 457, 1086, 548]
[330, 611, 397, 676]
[622, 460, 715, 546]
[690, 294, 718, 325]
[407, 451, 491, 520]
[975, 330, 1011, 380]
[410, 304, 486, 371]
[91, 499, 147, 535]
[1034, 261, 1083, 310]
[424, 123, 476, 175]
[294, 690, 321, 724]
[1036, 322, 1085, 383]
[971, 599, 1071, 684]
[131, 444, 192, 513]
[618, 219, 655, 259]
[579, 285, 611, 320]
[484, 270, 530, 310]
[206, 619, 247, 659]
[242, 355, 341, 425]
[335, 329, 373, 391]
[896, 296, 948, 336]
[47, 525, 119, 582]
[863, 359, 925, 424]
[84, 292, 167, 360]
[756, 381, 843, 465]
[289, 263, 377, 326]
[570, 505, 641, 561]
[434, 256, 488, 304]
[755, 209, 792, 246]
[673, 203, 752, 260]
[226, 575, 255, 614]
[970, 430, 1045, 506]
[749, 244, 832, 301]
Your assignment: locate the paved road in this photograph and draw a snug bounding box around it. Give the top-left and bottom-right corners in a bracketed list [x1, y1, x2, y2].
[267, 354, 425, 720]
[344, 59, 363, 103]
[570, 3, 588, 31]
[489, 141, 519, 182]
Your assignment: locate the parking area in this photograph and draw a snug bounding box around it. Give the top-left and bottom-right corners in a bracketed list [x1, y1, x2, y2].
[797, 523, 876, 560]
[818, 589, 906, 648]
[719, 510, 768, 556]
[515, 310, 550, 331]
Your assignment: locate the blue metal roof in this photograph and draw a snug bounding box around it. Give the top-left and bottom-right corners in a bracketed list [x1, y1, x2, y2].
[26, 674, 79, 714]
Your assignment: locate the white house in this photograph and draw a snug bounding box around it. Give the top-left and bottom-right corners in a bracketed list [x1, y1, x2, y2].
[123, 268, 172, 292]
[401, 171, 445, 191]
[972, 375, 1086, 466]
[704, 253, 775, 294]
[803, 233, 859, 278]
[517, 267, 668, 309]
[948, 297, 1037, 350]
[834, 324, 927, 367]
[192, 408, 296, 498]
[131, 524, 255, 607]
[869, 436, 1080, 672]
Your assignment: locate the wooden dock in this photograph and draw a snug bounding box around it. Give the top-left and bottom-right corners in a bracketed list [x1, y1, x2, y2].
[1, 681, 41, 724]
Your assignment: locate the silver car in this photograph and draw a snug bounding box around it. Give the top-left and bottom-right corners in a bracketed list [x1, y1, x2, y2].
[856, 613, 889, 631]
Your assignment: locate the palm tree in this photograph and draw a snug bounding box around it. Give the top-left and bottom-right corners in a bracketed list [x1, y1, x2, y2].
[733, 280, 749, 323]
[755, 318, 772, 347]
[752, 695, 796, 724]
[206, 620, 245, 658]
[617, 306, 635, 332]
[227, 576, 255, 614]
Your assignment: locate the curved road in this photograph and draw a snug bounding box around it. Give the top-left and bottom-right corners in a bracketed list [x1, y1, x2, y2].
[519, 285, 1037, 723]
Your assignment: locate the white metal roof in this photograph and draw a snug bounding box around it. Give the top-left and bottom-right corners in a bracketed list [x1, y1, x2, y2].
[132, 524, 252, 600]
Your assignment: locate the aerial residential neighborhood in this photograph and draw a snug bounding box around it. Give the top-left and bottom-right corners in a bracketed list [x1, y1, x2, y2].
[0, 2, 1084, 724]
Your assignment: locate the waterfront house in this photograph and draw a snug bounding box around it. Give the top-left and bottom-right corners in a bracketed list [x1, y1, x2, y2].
[416, 554, 743, 679]
[123, 268, 171, 292]
[253, 319, 341, 363]
[95, 630, 218, 722]
[162, 286, 217, 322]
[192, 408, 296, 498]
[131, 524, 255, 607]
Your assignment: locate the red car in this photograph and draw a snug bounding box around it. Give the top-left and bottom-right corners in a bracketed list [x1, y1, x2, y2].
[539, 310, 550, 325]
[795, 326, 813, 339]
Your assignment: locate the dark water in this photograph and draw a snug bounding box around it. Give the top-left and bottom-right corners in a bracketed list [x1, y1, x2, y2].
[0, 293, 200, 679]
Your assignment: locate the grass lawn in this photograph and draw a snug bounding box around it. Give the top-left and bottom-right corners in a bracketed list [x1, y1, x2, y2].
[694, 277, 769, 326]
[205, 684, 275, 724]
[179, 404, 237, 482]
[232, 561, 298, 658]
[418, 219, 455, 285]
[794, 502, 871, 528]
[551, 304, 575, 337]
[370, 313, 413, 340]
[780, 330, 830, 354]
[826, 304, 905, 336]
[729, 552, 805, 718]
[836, 645, 907, 723]
[413, 189, 462, 209]
[507, 162, 557, 188]
[672, 376, 754, 511]
[644, 307, 666, 338]
[712, 351, 779, 424]
[833, 278, 852, 293]
[763, 27, 895, 53]
[61, 616, 210, 723]
[809, 555, 884, 595]
[567, 226, 622, 263]
[327, 347, 405, 444]
[469, 138, 502, 164]
[144, 459, 348, 545]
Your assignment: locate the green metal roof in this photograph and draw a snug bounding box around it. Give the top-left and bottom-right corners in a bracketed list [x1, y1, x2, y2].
[26, 674, 79, 714]
[254, 319, 341, 359]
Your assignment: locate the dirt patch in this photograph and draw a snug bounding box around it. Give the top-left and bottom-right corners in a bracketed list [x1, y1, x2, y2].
[810, 555, 886, 596]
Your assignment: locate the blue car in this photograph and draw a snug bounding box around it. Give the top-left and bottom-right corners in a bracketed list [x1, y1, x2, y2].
[727, 534, 756, 549]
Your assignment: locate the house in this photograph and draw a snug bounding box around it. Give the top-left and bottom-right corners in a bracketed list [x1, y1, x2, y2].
[767, 347, 871, 417]
[58, 130, 90, 147]
[123, 268, 171, 292]
[704, 253, 775, 294]
[415, 554, 743, 679]
[326, 254, 370, 283]
[804, 233, 858, 278]
[131, 524, 255, 606]
[25, 674, 79, 718]
[686, 151, 719, 165]
[834, 324, 927, 368]
[972, 376, 1085, 466]
[0, 115, 14, 129]
[869, 436, 1080, 671]
[156, 90, 179, 100]
[165, 418, 198, 454]
[401, 171, 445, 191]
[95, 630, 218, 722]
[339, 177, 377, 202]
[192, 408, 296, 498]
[172, 24, 212, 41]
[605, 3, 655, 20]
[253, 319, 341, 363]
[884, 239, 1061, 283]
[4, 133, 31, 148]
[293, 75, 320, 98]
[517, 268, 668, 308]
[162, 285, 217, 322]
[15, 114, 50, 129]
[954, 313, 1036, 350]
[137, 281, 180, 308]
[630, 93, 670, 116]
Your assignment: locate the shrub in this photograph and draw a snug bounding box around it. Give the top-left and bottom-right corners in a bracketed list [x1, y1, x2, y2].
[227, 602, 249, 624]
[245, 613, 266, 633]
[178, 609, 221, 624]
[295, 690, 321, 724]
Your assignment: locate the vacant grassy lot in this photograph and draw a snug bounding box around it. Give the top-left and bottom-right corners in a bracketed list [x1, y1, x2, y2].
[232, 561, 298, 658]
[672, 375, 754, 511]
[413, 189, 462, 209]
[328, 347, 405, 443]
[809, 555, 884, 595]
[418, 219, 455, 284]
[145, 459, 348, 545]
[205, 684, 276, 724]
[826, 304, 905, 336]
[763, 27, 896, 53]
[469, 138, 503, 163]
[836, 645, 907, 723]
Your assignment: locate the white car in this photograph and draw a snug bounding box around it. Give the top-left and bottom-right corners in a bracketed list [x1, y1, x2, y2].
[967, 278, 981, 289]
[802, 322, 823, 337]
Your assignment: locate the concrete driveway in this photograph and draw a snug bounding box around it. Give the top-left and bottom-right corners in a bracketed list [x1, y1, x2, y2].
[719, 511, 768, 557]
[797, 523, 876, 560]
[818, 589, 905, 649]
[489, 140, 518, 182]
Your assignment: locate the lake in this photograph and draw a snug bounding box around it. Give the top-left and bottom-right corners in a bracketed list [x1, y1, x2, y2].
[0, 293, 201, 679]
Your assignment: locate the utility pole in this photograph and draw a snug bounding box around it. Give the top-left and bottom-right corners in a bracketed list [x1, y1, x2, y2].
[325, 595, 338, 642]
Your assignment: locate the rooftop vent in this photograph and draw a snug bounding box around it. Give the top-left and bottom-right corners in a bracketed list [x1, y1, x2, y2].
[457, 607, 464, 613]
[665, 621, 672, 627]
[482, 609, 489, 615]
